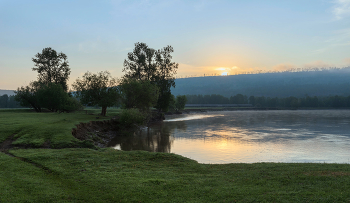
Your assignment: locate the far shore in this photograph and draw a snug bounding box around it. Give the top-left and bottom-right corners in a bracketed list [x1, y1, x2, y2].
[181, 107, 350, 113]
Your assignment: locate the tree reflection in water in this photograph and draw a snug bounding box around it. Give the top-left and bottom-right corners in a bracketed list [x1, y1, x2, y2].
[107, 121, 187, 152]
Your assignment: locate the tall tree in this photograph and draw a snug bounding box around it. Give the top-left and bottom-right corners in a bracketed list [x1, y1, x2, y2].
[32, 47, 70, 91]
[154, 46, 178, 111]
[123, 42, 156, 81]
[122, 42, 178, 112]
[72, 71, 119, 116]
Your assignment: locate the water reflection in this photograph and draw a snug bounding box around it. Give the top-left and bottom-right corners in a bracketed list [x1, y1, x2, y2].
[107, 121, 187, 152]
[109, 110, 350, 164]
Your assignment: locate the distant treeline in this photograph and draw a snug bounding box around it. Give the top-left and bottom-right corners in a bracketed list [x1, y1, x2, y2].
[186, 94, 350, 108]
[172, 67, 350, 97]
[0, 94, 21, 108]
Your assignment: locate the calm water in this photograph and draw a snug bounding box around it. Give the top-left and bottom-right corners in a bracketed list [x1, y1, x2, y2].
[108, 110, 350, 164]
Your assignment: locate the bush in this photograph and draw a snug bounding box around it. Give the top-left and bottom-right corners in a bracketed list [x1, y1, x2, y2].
[119, 78, 159, 112]
[119, 108, 146, 128]
[63, 96, 84, 112]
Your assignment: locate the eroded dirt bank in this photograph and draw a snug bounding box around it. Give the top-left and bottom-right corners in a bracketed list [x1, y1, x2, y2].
[71, 117, 122, 148]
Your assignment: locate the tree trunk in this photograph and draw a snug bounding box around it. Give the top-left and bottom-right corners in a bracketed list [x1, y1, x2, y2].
[101, 106, 107, 116]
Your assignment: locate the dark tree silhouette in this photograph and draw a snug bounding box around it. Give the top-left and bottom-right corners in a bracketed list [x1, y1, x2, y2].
[123, 42, 178, 112]
[32, 47, 70, 91]
[73, 71, 119, 116]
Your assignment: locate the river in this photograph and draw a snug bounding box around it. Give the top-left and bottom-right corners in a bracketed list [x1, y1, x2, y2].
[108, 110, 350, 164]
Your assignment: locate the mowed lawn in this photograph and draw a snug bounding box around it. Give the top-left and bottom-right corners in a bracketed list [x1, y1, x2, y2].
[0, 109, 350, 202]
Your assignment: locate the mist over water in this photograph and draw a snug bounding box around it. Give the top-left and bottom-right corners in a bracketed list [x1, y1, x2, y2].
[109, 110, 350, 164]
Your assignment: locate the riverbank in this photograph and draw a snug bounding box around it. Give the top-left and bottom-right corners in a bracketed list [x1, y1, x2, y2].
[1, 109, 350, 202]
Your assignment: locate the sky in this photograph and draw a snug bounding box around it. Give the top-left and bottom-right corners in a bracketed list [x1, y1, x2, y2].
[1, 0, 350, 90]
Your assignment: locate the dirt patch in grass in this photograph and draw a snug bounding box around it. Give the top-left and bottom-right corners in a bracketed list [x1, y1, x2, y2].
[0, 134, 16, 153]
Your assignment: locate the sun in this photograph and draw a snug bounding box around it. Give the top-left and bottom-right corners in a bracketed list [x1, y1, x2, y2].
[221, 72, 228, 76]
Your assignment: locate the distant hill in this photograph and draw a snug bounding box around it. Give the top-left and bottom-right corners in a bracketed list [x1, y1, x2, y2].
[0, 90, 15, 96]
[171, 68, 350, 97]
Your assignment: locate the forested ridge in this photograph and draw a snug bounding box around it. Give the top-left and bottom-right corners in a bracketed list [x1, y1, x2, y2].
[172, 68, 350, 97]
[186, 94, 350, 108]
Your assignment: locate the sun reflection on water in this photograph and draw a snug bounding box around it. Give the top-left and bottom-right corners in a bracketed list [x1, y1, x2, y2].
[110, 110, 350, 164]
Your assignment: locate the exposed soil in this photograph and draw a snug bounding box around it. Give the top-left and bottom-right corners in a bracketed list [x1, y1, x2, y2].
[0, 113, 165, 152]
[0, 134, 16, 155]
[71, 117, 122, 148]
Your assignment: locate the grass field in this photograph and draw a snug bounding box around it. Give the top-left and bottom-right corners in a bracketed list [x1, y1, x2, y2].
[1, 109, 350, 202]
[0, 109, 120, 148]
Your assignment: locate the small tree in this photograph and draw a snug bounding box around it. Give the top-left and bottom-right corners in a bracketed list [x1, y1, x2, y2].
[72, 71, 119, 116]
[119, 78, 159, 113]
[175, 95, 187, 112]
[32, 47, 70, 91]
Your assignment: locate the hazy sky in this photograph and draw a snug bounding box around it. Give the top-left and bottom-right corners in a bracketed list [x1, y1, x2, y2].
[1, 0, 350, 90]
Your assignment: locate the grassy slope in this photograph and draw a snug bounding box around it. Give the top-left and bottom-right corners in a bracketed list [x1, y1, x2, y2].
[2, 148, 350, 202]
[1, 109, 350, 202]
[0, 109, 120, 148]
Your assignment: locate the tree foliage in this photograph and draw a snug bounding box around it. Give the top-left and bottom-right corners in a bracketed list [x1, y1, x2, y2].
[123, 42, 157, 81]
[15, 48, 78, 112]
[123, 42, 178, 112]
[32, 47, 70, 91]
[175, 95, 187, 111]
[15, 82, 81, 112]
[15, 81, 42, 112]
[119, 78, 159, 113]
[72, 71, 119, 116]
[154, 46, 178, 111]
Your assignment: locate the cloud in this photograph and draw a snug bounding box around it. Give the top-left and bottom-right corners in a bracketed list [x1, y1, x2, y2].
[332, 0, 350, 20]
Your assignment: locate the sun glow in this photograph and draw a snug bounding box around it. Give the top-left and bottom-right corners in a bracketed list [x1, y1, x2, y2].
[221, 72, 228, 76]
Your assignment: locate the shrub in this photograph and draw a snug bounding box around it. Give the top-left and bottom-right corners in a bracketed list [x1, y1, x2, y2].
[119, 108, 146, 127]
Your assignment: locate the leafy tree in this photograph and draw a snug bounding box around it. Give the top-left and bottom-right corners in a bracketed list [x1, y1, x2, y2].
[15, 81, 42, 112]
[119, 78, 159, 113]
[72, 71, 119, 116]
[175, 95, 187, 111]
[15, 82, 81, 112]
[14, 47, 76, 112]
[123, 42, 156, 81]
[168, 94, 176, 112]
[154, 46, 178, 111]
[123, 42, 178, 112]
[32, 47, 70, 91]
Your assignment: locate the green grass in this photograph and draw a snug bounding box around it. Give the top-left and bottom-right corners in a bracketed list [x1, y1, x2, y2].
[1, 148, 349, 202]
[1, 109, 350, 202]
[0, 108, 121, 148]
